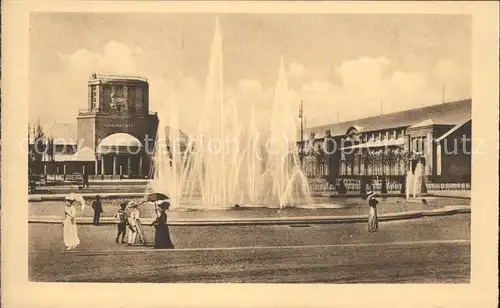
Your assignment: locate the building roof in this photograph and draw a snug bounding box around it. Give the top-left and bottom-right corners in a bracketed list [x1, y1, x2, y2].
[408, 119, 434, 129]
[89, 72, 148, 82]
[45, 123, 77, 145]
[72, 147, 96, 161]
[306, 99, 471, 138]
[434, 119, 472, 143]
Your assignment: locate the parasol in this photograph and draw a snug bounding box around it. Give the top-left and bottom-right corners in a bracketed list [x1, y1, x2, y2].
[65, 193, 86, 211]
[145, 192, 170, 202]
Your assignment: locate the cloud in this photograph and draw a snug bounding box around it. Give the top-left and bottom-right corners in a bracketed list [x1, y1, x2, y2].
[433, 58, 470, 100]
[58, 41, 140, 75]
[237, 79, 263, 97]
[32, 41, 470, 138]
[295, 56, 470, 127]
[289, 62, 306, 79]
[32, 41, 144, 128]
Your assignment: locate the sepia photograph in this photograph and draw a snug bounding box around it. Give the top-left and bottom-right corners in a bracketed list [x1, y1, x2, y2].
[27, 12, 474, 283]
[1, 1, 499, 308]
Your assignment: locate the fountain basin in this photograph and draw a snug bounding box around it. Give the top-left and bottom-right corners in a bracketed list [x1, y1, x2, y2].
[28, 205, 470, 226]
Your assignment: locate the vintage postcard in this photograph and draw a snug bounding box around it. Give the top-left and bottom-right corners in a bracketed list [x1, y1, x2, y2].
[1, 1, 499, 308]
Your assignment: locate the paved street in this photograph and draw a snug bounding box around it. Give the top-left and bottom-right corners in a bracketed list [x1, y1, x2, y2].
[29, 214, 470, 283]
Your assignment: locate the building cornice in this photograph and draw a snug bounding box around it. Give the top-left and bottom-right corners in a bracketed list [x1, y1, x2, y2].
[88, 73, 148, 83]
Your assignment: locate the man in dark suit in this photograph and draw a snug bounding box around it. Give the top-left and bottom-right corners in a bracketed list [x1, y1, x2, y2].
[92, 195, 103, 226]
[82, 172, 89, 188]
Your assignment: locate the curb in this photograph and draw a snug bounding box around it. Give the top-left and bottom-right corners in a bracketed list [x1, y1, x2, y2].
[29, 193, 144, 202]
[28, 193, 471, 202]
[28, 206, 470, 226]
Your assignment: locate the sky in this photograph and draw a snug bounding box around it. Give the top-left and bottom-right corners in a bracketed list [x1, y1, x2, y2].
[29, 13, 471, 134]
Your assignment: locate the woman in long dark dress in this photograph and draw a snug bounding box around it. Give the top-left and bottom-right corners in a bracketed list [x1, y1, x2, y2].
[150, 201, 174, 249]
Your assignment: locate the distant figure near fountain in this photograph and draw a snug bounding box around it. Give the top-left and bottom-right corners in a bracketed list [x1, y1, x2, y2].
[413, 161, 423, 197]
[148, 18, 312, 209]
[405, 170, 413, 200]
[406, 159, 425, 200]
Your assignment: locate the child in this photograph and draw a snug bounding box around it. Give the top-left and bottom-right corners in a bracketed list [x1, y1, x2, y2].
[114, 202, 128, 243]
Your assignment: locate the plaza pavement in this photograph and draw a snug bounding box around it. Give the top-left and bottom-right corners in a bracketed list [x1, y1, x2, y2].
[29, 214, 471, 283]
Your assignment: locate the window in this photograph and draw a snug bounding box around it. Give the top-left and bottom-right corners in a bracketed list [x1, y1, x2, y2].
[413, 137, 426, 153]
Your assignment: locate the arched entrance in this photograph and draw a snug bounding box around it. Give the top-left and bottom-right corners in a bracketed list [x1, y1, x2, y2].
[95, 133, 144, 176]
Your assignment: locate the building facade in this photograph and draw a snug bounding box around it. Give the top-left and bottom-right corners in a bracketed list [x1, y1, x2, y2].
[35, 73, 161, 179]
[77, 73, 158, 177]
[299, 99, 472, 184]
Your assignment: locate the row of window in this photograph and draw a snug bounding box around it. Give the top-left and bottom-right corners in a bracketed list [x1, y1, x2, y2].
[412, 137, 426, 153]
[346, 129, 406, 143]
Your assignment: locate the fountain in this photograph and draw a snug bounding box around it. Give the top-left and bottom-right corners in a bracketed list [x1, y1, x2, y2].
[405, 170, 413, 200]
[405, 159, 425, 201]
[413, 161, 423, 198]
[148, 18, 312, 209]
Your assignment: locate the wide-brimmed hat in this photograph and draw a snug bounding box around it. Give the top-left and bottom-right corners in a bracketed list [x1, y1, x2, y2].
[64, 193, 86, 210]
[157, 200, 170, 210]
[366, 191, 376, 199]
[127, 201, 139, 208]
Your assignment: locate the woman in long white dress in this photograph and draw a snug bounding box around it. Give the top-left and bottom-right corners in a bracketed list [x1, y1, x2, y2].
[128, 201, 147, 246]
[366, 190, 379, 233]
[63, 198, 81, 250]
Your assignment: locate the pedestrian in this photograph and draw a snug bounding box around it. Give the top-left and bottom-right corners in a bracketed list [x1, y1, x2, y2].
[128, 201, 147, 246]
[366, 189, 379, 233]
[114, 202, 128, 244]
[91, 195, 103, 226]
[63, 195, 81, 250]
[126, 202, 140, 246]
[82, 172, 89, 188]
[150, 200, 174, 249]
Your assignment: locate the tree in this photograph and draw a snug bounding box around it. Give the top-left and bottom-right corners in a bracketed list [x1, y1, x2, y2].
[372, 150, 382, 176]
[344, 152, 355, 176]
[384, 149, 396, 177]
[29, 121, 47, 174]
[381, 176, 388, 193]
[46, 137, 55, 162]
[314, 143, 324, 177]
[368, 151, 375, 175]
[398, 150, 411, 193]
[353, 150, 362, 176]
[400, 150, 411, 174]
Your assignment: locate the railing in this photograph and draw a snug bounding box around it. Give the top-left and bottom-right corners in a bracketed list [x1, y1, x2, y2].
[426, 183, 471, 191]
[78, 109, 148, 116]
[307, 176, 471, 194]
[88, 174, 148, 180]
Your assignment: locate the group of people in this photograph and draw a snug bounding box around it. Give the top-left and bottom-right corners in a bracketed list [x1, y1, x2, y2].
[114, 200, 147, 246]
[63, 194, 174, 250]
[61, 187, 379, 251]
